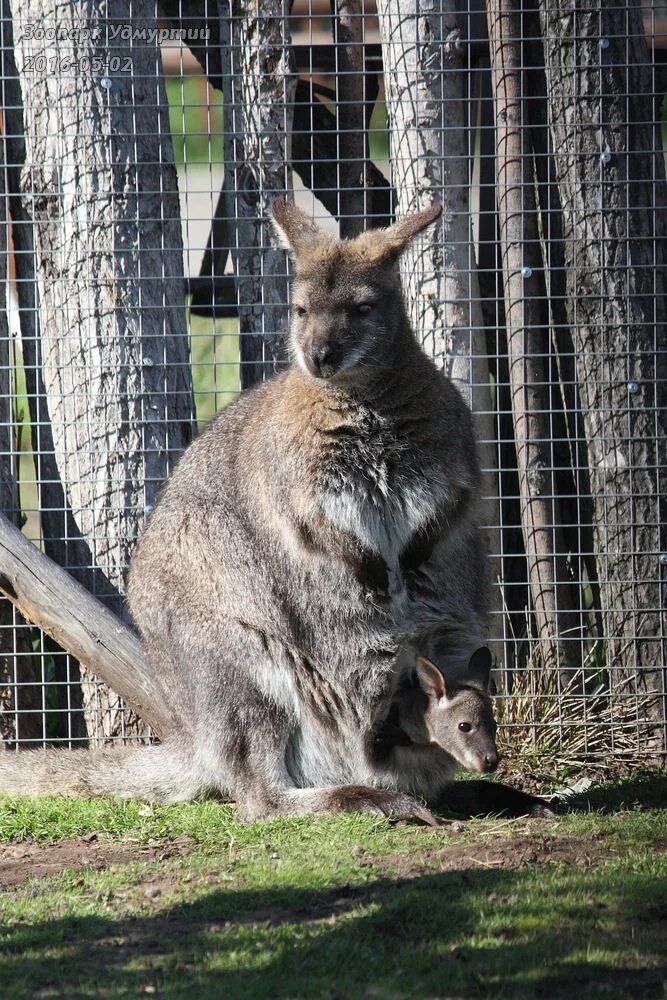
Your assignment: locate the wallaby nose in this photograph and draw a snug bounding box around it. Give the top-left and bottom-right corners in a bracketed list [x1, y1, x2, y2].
[484, 751, 499, 773]
[307, 341, 337, 377]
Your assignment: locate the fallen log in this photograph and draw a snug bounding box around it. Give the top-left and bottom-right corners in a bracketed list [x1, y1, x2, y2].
[0, 514, 175, 739]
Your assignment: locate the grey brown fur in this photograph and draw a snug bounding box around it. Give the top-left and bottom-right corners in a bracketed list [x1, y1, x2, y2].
[0, 201, 492, 821]
[371, 649, 498, 804]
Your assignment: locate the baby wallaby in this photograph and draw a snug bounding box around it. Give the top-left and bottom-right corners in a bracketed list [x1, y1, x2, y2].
[393, 650, 498, 775]
[372, 647, 497, 801]
[373, 647, 554, 818]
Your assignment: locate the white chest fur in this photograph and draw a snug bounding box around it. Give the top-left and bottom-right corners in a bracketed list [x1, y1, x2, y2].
[321, 475, 439, 573]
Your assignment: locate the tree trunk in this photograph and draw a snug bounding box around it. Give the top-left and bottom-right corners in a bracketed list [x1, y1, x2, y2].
[331, 0, 369, 236]
[522, 3, 602, 647]
[0, 0, 87, 740]
[10, 0, 195, 743]
[538, 0, 667, 749]
[376, 0, 503, 661]
[219, 0, 294, 388]
[0, 131, 41, 746]
[487, 0, 582, 676]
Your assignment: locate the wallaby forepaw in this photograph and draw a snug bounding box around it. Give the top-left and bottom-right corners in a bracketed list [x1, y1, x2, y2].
[328, 785, 438, 827]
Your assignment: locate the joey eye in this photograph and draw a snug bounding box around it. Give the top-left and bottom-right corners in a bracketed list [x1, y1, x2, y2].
[458, 722, 472, 733]
[357, 303, 373, 315]
[295, 305, 307, 317]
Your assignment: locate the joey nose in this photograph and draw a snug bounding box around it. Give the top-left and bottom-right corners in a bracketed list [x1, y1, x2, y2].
[484, 751, 499, 773]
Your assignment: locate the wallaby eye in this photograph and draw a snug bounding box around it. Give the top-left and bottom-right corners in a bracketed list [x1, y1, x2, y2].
[294, 305, 307, 317]
[357, 303, 373, 316]
[458, 722, 472, 733]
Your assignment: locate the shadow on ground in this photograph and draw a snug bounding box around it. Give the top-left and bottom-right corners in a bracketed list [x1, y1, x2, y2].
[2, 862, 663, 999]
[441, 771, 667, 820]
[557, 771, 667, 814]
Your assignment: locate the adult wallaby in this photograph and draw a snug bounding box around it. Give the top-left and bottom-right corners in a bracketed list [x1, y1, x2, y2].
[0, 200, 490, 820]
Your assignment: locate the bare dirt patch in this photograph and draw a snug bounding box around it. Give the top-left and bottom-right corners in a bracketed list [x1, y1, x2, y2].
[0, 833, 194, 888]
[366, 833, 636, 878]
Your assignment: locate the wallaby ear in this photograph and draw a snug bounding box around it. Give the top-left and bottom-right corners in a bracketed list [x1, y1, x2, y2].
[466, 647, 493, 691]
[270, 197, 322, 255]
[370, 203, 442, 265]
[415, 656, 451, 702]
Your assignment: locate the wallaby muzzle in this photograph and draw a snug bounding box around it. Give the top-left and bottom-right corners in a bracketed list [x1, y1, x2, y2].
[304, 340, 341, 379]
[471, 747, 500, 774]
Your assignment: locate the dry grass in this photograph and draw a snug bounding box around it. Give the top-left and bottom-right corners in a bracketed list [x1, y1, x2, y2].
[495, 650, 658, 768]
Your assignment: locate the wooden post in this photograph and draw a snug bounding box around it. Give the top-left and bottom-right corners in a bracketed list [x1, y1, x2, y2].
[219, 0, 294, 388]
[377, 0, 504, 662]
[537, 0, 667, 749]
[331, 0, 368, 236]
[486, 0, 581, 676]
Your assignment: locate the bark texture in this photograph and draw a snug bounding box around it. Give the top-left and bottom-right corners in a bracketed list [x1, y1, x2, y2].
[219, 0, 294, 388]
[538, 0, 667, 746]
[376, 0, 503, 658]
[10, 0, 195, 742]
[331, 0, 369, 236]
[487, 0, 581, 676]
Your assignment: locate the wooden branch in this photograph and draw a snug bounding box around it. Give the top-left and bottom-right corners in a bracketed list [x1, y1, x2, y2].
[486, 0, 581, 675]
[0, 514, 176, 739]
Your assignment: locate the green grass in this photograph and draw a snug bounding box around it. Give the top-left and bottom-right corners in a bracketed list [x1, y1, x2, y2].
[189, 312, 239, 426]
[1, 772, 665, 999]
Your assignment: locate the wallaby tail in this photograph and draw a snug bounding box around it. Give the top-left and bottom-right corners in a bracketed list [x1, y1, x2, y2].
[0, 740, 204, 804]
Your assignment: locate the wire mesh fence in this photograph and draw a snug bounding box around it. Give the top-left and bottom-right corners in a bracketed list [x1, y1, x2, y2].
[0, 0, 664, 767]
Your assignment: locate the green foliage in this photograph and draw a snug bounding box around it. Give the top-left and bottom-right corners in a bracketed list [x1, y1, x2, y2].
[166, 77, 224, 166]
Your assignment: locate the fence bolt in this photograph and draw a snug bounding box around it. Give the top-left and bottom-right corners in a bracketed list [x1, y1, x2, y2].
[627, 380, 640, 394]
[660, 553, 667, 567]
[521, 265, 532, 278]
[100, 77, 113, 91]
[598, 37, 610, 49]
[600, 151, 612, 165]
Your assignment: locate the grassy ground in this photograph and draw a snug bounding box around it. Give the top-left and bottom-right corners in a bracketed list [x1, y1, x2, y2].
[0, 771, 665, 1000]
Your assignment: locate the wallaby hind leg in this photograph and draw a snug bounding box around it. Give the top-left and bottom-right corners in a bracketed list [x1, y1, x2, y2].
[189, 623, 437, 825]
[206, 688, 437, 825]
[239, 784, 438, 826]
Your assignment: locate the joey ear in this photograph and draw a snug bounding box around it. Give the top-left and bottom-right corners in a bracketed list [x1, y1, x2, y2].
[415, 656, 451, 702]
[371, 203, 442, 265]
[466, 647, 493, 691]
[270, 197, 323, 255]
